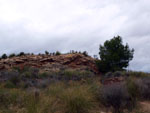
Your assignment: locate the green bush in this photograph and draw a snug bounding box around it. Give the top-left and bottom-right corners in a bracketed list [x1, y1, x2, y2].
[22, 71, 32, 78]
[1, 54, 7, 59]
[4, 81, 16, 88]
[56, 51, 61, 55]
[45, 51, 49, 55]
[38, 72, 49, 78]
[17, 52, 25, 56]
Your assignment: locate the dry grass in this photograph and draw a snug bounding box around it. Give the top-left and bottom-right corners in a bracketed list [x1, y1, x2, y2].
[0, 70, 150, 113]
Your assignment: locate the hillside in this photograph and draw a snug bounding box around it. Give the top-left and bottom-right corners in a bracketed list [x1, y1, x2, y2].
[0, 53, 98, 74]
[0, 53, 150, 113]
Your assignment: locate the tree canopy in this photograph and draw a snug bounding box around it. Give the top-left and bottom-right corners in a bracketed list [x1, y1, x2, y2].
[97, 36, 134, 72]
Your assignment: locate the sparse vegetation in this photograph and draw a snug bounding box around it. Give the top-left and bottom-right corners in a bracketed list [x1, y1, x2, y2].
[0, 68, 150, 113]
[0, 47, 150, 113]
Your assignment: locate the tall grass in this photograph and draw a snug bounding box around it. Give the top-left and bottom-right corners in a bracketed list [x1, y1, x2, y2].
[0, 70, 150, 113]
[61, 85, 94, 113]
[0, 81, 99, 113]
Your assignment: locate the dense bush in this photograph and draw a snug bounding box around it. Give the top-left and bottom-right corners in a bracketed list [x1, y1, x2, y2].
[1, 54, 7, 59]
[136, 77, 150, 100]
[45, 51, 49, 55]
[99, 83, 134, 113]
[56, 51, 61, 55]
[17, 52, 25, 56]
[82, 51, 88, 57]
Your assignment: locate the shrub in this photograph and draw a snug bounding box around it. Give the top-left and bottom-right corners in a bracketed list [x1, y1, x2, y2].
[62, 69, 94, 81]
[56, 51, 61, 55]
[125, 76, 150, 101]
[38, 72, 49, 78]
[21, 67, 39, 78]
[1, 54, 7, 59]
[126, 71, 149, 78]
[126, 77, 139, 109]
[45, 51, 49, 55]
[9, 53, 16, 58]
[29, 67, 39, 78]
[63, 69, 81, 80]
[9, 74, 20, 85]
[82, 51, 88, 57]
[22, 71, 32, 78]
[17, 52, 25, 56]
[4, 81, 16, 88]
[99, 83, 134, 113]
[137, 77, 150, 100]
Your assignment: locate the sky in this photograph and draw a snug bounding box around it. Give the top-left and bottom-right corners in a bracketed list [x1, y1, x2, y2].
[0, 0, 150, 72]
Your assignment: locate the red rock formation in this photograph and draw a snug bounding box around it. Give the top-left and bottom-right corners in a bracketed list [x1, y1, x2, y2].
[0, 53, 99, 74]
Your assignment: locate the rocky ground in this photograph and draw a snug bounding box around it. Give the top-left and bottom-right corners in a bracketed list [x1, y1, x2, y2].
[0, 53, 99, 88]
[0, 53, 98, 74]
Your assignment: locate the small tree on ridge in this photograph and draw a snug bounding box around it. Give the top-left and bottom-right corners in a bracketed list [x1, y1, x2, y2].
[97, 36, 134, 72]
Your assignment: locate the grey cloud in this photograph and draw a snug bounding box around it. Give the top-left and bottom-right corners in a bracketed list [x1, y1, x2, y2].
[0, 0, 150, 72]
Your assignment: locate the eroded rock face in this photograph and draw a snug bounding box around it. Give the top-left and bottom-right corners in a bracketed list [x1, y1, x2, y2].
[0, 53, 99, 74]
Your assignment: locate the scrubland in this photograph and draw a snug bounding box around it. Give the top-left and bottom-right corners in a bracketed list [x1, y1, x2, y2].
[0, 67, 150, 113]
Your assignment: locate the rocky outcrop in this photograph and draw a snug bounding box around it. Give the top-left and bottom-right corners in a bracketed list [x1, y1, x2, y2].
[102, 77, 125, 85]
[0, 53, 99, 74]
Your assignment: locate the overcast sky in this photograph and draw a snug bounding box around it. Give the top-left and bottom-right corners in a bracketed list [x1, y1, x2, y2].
[0, 0, 150, 72]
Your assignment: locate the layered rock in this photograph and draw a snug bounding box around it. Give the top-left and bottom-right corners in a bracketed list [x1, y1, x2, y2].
[0, 53, 99, 74]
